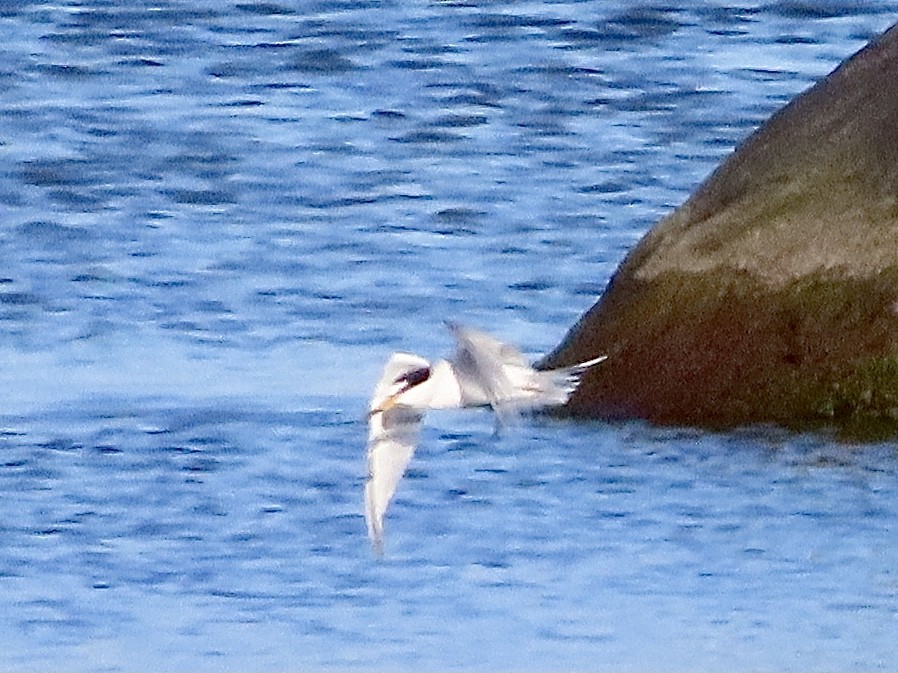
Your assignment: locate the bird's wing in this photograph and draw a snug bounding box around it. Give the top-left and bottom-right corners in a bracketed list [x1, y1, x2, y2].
[447, 323, 538, 418]
[365, 405, 423, 554]
[448, 323, 607, 419]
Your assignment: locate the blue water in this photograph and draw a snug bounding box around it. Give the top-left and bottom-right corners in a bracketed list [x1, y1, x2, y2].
[2, 2, 898, 670]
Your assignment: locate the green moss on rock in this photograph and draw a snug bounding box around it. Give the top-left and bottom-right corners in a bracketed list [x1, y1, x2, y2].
[547, 267, 898, 435]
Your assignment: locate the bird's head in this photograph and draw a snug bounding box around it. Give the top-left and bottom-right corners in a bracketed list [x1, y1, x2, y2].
[369, 355, 432, 415]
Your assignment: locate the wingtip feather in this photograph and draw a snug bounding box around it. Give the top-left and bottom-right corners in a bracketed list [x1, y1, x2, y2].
[364, 483, 386, 556]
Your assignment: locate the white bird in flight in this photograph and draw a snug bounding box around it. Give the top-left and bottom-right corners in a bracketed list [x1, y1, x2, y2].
[365, 322, 606, 554]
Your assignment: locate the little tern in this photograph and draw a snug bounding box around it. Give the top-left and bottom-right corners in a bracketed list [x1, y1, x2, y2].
[365, 322, 606, 554]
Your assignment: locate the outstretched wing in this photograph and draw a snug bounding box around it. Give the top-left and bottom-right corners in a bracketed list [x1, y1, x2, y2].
[448, 322, 606, 419]
[448, 323, 544, 418]
[365, 405, 423, 554]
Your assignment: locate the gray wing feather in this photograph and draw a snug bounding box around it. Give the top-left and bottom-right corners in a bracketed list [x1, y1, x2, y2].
[448, 323, 547, 420]
[448, 323, 606, 419]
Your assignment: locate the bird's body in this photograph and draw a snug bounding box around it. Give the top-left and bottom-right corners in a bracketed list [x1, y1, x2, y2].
[365, 323, 606, 554]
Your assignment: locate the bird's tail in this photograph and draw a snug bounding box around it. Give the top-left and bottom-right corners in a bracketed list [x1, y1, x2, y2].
[538, 355, 607, 406]
[490, 354, 608, 422]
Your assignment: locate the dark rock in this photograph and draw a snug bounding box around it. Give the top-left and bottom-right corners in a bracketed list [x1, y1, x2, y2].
[543, 22, 898, 437]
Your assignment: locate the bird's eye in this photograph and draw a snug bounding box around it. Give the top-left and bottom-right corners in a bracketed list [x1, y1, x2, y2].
[395, 366, 430, 388]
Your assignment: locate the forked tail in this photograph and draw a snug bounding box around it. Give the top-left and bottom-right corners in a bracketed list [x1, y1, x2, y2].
[536, 354, 608, 407]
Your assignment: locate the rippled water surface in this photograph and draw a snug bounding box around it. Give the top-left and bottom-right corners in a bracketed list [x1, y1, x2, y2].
[3, 2, 898, 670]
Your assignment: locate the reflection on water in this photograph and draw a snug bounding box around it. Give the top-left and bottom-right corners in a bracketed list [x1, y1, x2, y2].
[2, 1, 898, 670]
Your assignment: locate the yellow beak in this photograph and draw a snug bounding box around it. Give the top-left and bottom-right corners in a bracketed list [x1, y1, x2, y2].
[369, 393, 400, 417]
